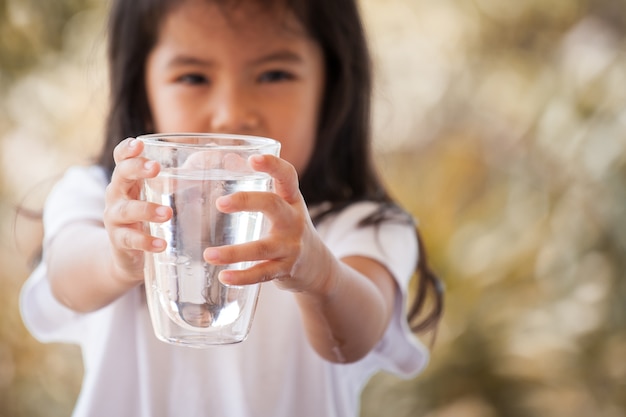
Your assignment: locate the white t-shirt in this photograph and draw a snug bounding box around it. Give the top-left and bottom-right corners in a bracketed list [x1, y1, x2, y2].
[20, 165, 428, 417]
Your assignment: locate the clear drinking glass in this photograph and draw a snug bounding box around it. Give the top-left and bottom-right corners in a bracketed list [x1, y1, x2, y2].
[139, 133, 281, 347]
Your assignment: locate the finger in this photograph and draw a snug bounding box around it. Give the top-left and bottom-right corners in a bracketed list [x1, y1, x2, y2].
[105, 200, 172, 225]
[183, 150, 224, 170]
[223, 152, 249, 172]
[108, 157, 160, 199]
[113, 157, 160, 183]
[203, 238, 288, 265]
[249, 155, 301, 204]
[109, 138, 160, 198]
[113, 137, 142, 164]
[218, 260, 289, 286]
[109, 227, 167, 252]
[216, 190, 289, 216]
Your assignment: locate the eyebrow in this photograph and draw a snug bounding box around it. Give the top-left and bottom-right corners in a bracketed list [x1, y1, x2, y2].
[165, 50, 304, 69]
[166, 55, 214, 68]
[249, 50, 304, 66]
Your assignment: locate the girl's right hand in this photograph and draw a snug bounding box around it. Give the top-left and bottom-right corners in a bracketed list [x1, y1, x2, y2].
[103, 138, 172, 285]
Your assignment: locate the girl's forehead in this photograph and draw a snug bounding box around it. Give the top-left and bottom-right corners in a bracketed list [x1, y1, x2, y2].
[155, 0, 310, 48]
[151, 0, 318, 66]
[165, 0, 306, 38]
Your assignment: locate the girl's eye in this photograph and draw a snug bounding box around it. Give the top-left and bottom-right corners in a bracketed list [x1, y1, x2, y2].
[258, 70, 295, 83]
[177, 73, 209, 85]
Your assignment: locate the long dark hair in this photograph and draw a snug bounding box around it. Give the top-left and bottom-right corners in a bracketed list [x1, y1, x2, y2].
[99, 0, 443, 334]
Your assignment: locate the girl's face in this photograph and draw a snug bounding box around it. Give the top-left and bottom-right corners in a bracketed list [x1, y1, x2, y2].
[145, 0, 325, 175]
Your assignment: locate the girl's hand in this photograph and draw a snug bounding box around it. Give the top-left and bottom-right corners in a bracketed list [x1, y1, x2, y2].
[203, 154, 332, 295]
[103, 138, 172, 285]
[203, 154, 397, 363]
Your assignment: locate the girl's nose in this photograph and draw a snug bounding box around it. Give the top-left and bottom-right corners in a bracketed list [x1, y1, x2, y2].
[207, 85, 260, 134]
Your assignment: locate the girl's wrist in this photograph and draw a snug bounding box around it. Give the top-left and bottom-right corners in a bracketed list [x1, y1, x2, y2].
[296, 243, 341, 304]
[108, 249, 145, 290]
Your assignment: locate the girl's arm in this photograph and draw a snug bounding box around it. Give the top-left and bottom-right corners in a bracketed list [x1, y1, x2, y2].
[48, 139, 172, 312]
[46, 223, 138, 312]
[205, 154, 396, 363]
[294, 254, 396, 363]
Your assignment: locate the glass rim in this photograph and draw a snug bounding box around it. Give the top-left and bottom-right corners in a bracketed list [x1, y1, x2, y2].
[137, 133, 281, 151]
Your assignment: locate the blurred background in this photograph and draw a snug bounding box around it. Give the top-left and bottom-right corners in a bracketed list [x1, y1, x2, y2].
[1, 0, 625, 416]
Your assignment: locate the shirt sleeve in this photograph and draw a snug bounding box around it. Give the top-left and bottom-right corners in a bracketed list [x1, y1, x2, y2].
[315, 201, 429, 378]
[20, 165, 108, 344]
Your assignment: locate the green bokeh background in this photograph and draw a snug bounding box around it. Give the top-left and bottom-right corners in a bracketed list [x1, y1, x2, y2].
[1, 0, 625, 416]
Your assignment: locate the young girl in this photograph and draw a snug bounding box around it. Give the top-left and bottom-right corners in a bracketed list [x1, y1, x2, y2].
[20, 0, 443, 415]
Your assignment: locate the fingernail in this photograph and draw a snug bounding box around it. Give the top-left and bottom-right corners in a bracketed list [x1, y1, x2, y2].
[156, 206, 169, 217]
[144, 160, 156, 170]
[216, 196, 231, 209]
[205, 248, 219, 261]
[152, 239, 165, 249]
[129, 138, 138, 148]
[219, 271, 234, 285]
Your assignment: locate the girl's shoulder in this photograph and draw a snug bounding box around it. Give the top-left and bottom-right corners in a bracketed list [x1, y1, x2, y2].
[312, 199, 419, 291]
[45, 164, 109, 203]
[308, 200, 376, 219]
[60, 164, 108, 187]
[40, 164, 108, 248]
[310, 200, 414, 228]
[311, 200, 417, 252]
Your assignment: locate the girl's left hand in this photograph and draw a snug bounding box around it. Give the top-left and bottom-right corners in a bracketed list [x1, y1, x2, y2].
[203, 154, 332, 295]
